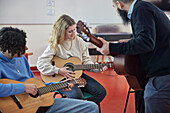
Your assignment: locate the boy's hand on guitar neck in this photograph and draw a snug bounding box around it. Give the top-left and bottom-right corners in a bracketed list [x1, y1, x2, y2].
[96, 37, 110, 55]
[62, 79, 74, 92]
[24, 79, 74, 96]
[62, 83, 73, 92]
[58, 67, 75, 79]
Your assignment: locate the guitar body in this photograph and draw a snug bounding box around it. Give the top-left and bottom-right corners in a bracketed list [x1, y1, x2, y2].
[41, 57, 83, 83]
[0, 78, 54, 113]
[114, 55, 147, 90]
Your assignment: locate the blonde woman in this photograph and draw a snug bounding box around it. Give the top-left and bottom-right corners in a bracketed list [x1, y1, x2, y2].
[37, 14, 107, 104]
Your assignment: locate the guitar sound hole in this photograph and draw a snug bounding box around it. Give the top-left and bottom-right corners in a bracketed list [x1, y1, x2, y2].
[29, 92, 39, 98]
[64, 63, 75, 72]
[66, 65, 74, 72]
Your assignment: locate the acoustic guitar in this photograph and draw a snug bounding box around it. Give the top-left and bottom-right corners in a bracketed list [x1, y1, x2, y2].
[41, 56, 113, 83]
[0, 77, 86, 113]
[76, 20, 148, 90]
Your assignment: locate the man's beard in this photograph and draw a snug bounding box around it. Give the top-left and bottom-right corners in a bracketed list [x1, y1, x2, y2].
[117, 8, 130, 25]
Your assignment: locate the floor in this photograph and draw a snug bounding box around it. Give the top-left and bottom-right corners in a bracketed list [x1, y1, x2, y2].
[32, 68, 135, 113]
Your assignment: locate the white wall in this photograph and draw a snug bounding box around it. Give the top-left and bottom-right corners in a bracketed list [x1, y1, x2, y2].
[0, 0, 122, 24]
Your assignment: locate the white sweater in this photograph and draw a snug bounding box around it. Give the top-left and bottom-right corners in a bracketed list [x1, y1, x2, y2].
[37, 36, 94, 75]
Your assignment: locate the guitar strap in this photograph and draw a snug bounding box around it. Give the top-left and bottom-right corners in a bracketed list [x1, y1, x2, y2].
[11, 95, 23, 109]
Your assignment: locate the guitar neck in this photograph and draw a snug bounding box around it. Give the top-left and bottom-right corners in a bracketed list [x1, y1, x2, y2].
[88, 34, 118, 57]
[38, 80, 76, 95]
[73, 63, 113, 70]
[88, 34, 103, 48]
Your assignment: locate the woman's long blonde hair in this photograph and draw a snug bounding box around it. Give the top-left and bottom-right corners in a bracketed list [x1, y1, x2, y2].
[48, 14, 76, 52]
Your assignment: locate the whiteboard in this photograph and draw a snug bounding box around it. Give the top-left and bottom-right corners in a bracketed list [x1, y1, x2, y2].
[0, 0, 122, 24]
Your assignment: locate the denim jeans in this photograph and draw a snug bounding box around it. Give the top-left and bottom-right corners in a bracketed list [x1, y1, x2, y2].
[46, 98, 99, 113]
[144, 74, 170, 113]
[60, 73, 106, 104]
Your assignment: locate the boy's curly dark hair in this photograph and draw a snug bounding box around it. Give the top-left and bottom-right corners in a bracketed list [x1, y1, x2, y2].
[0, 27, 27, 57]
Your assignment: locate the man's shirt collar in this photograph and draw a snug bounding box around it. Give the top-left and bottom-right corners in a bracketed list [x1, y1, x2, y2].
[127, 0, 137, 19]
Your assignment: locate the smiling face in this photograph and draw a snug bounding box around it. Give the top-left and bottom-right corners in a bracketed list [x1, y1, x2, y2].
[65, 24, 76, 41]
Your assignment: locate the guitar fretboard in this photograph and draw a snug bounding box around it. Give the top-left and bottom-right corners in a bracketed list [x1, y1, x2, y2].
[73, 63, 113, 70]
[37, 80, 76, 95]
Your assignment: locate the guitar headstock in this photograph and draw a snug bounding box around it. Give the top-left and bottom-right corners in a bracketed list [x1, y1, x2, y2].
[76, 20, 103, 48]
[75, 77, 87, 87]
[76, 20, 91, 41]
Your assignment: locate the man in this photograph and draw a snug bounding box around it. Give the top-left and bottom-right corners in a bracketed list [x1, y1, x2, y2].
[0, 27, 99, 113]
[97, 0, 170, 113]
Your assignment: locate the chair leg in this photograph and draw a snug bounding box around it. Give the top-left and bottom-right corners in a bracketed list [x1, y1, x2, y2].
[96, 55, 99, 63]
[102, 55, 104, 64]
[124, 87, 131, 113]
[98, 104, 101, 113]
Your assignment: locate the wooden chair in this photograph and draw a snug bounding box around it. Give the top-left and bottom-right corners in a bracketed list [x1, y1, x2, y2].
[24, 51, 33, 60]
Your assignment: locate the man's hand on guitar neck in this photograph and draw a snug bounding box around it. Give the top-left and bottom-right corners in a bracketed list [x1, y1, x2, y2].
[100, 66, 108, 72]
[96, 37, 110, 55]
[91, 66, 108, 73]
[96, 38, 131, 56]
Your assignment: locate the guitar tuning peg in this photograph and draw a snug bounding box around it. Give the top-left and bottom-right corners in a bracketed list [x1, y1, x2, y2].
[85, 23, 91, 29]
[82, 32, 85, 36]
[77, 33, 90, 42]
[81, 33, 90, 42]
